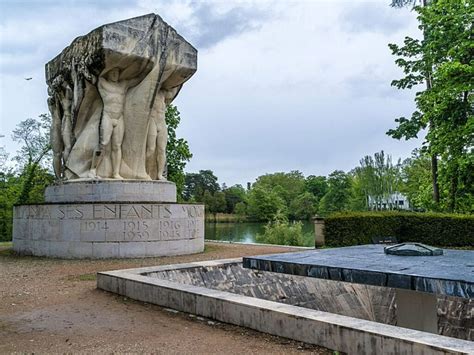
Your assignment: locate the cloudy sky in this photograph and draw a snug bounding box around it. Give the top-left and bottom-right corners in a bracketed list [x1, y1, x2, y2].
[0, 0, 423, 186]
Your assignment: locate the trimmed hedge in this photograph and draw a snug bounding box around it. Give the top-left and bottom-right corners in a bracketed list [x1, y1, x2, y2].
[324, 212, 474, 247]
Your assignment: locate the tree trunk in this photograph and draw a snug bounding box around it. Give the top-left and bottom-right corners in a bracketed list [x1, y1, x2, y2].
[431, 154, 440, 204]
[425, 67, 440, 205]
[449, 168, 457, 212]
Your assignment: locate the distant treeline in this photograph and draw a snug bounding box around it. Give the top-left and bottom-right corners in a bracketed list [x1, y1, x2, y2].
[183, 150, 473, 224]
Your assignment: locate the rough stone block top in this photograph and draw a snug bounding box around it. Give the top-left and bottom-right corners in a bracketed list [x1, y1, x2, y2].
[46, 13, 196, 90]
[45, 13, 197, 181]
[243, 245, 474, 299]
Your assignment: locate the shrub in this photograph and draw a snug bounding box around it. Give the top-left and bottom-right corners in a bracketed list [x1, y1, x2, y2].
[324, 211, 474, 247]
[256, 212, 313, 246]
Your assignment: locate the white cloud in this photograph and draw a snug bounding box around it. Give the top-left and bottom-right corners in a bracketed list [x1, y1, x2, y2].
[0, 0, 422, 185]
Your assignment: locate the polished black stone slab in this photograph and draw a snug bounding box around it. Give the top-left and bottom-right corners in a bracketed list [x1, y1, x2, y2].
[242, 245, 474, 298]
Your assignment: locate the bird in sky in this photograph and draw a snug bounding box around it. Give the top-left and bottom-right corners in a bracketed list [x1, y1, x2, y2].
[24, 77, 32, 81]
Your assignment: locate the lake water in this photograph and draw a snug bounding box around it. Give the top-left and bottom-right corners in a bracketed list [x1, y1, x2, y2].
[205, 221, 314, 246]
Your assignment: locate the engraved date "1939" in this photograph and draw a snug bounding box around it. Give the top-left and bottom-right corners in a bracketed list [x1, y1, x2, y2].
[123, 221, 149, 240]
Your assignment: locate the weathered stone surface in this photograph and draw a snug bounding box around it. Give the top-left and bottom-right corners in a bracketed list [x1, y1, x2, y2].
[45, 180, 176, 203]
[147, 262, 473, 340]
[97, 260, 474, 353]
[148, 263, 396, 325]
[46, 13, 197, 180]
[243, 245, 474, 298]
[13, 202, 204, 258]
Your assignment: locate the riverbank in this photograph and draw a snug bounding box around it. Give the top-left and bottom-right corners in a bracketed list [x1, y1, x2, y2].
[0, 242, 330, 354]
[205, 213, 244, 223]
[205, 220, 315, 246]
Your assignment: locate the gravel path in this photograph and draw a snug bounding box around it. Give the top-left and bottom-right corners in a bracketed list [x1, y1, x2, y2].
[0, 242, 331, 354]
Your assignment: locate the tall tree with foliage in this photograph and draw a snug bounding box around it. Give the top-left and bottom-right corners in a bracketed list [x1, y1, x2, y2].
[12, 114, 53, 204]
[247, 185, 288, 221]
[388, 0, 473, 211]
[390, 0, 440, 204]
[184, 169, 220, 201]
[318, 170, 353, 215]
[289, 191, 318, 220]
[0, 146, 16, 240]
[165, 105, 193, 198]
[352, 151, 402, 210]
[252, 171, 306, 208]
[222, 184, 247, 213]
[203, 190, 227, 218]
[305, 175, 328, 202]
[400, 149, 435, 210]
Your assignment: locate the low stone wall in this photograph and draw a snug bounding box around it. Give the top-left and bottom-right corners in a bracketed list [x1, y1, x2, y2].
[97, 260, 474, 354]
[149, 263, 396, 324]
[147, 263, 473, 341]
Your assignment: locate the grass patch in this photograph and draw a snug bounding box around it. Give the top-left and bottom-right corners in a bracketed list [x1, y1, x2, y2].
[204, 244, 219, 253]
[67, 273, 97, 281]
[0, 242, 12, 248]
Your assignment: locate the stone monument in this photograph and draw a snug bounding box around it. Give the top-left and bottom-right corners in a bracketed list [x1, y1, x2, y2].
[12, 14, 204, 258]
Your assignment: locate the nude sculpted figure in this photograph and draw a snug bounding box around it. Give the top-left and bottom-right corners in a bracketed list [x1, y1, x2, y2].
[89, 67, 141, 179]
[48, 76, 73, 178]
[146, 86, 180, 180]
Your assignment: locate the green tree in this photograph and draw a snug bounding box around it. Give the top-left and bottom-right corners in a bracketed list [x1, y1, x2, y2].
[203, 190, 227, 218]
[234, 201, 248, 219]
[0, 146, 18, 241]
[223, 184, 247, 213]
[165, 105, 193, 199]
[184, 169, 220, 201]
[352, 151, 402, 210]
[289, 192, 318, 220]
[349, 174, 368, 211]
[319, 170, 353, 215]
[391, 0, 427, 8]
[12, 114, 52, 204]
[253, 171, 305, 207]
[390, 0, 440, 204]
[247, 185, 287, 221]
[0, 172, 20, 241]
[388, 0, 473, 211]
[400, 150, 436, 211]
[305, 175, 328, 202]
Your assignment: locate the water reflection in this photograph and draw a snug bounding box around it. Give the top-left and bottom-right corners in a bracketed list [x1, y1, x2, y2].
[205, 221, 314, 245]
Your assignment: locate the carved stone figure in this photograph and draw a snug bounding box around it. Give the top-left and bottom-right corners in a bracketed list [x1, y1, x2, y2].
[146, 86, 180, 180]
[45, 13, 197, 180]
[88, 68, 142, 179]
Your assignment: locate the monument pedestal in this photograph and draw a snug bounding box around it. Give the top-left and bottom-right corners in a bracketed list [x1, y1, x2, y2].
[13, 181, 204, 259]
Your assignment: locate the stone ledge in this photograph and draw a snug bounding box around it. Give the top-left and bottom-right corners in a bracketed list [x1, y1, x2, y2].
[45, 180, 177, 203]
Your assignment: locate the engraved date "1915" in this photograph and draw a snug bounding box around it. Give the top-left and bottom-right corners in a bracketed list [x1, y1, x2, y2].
[123, 221, 149, 240]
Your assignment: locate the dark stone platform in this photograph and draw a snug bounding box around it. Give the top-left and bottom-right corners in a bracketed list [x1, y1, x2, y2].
[243, 245, 474, 298]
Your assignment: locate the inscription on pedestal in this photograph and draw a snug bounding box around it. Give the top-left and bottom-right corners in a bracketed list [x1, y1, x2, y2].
[13, 203, 205, 252]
